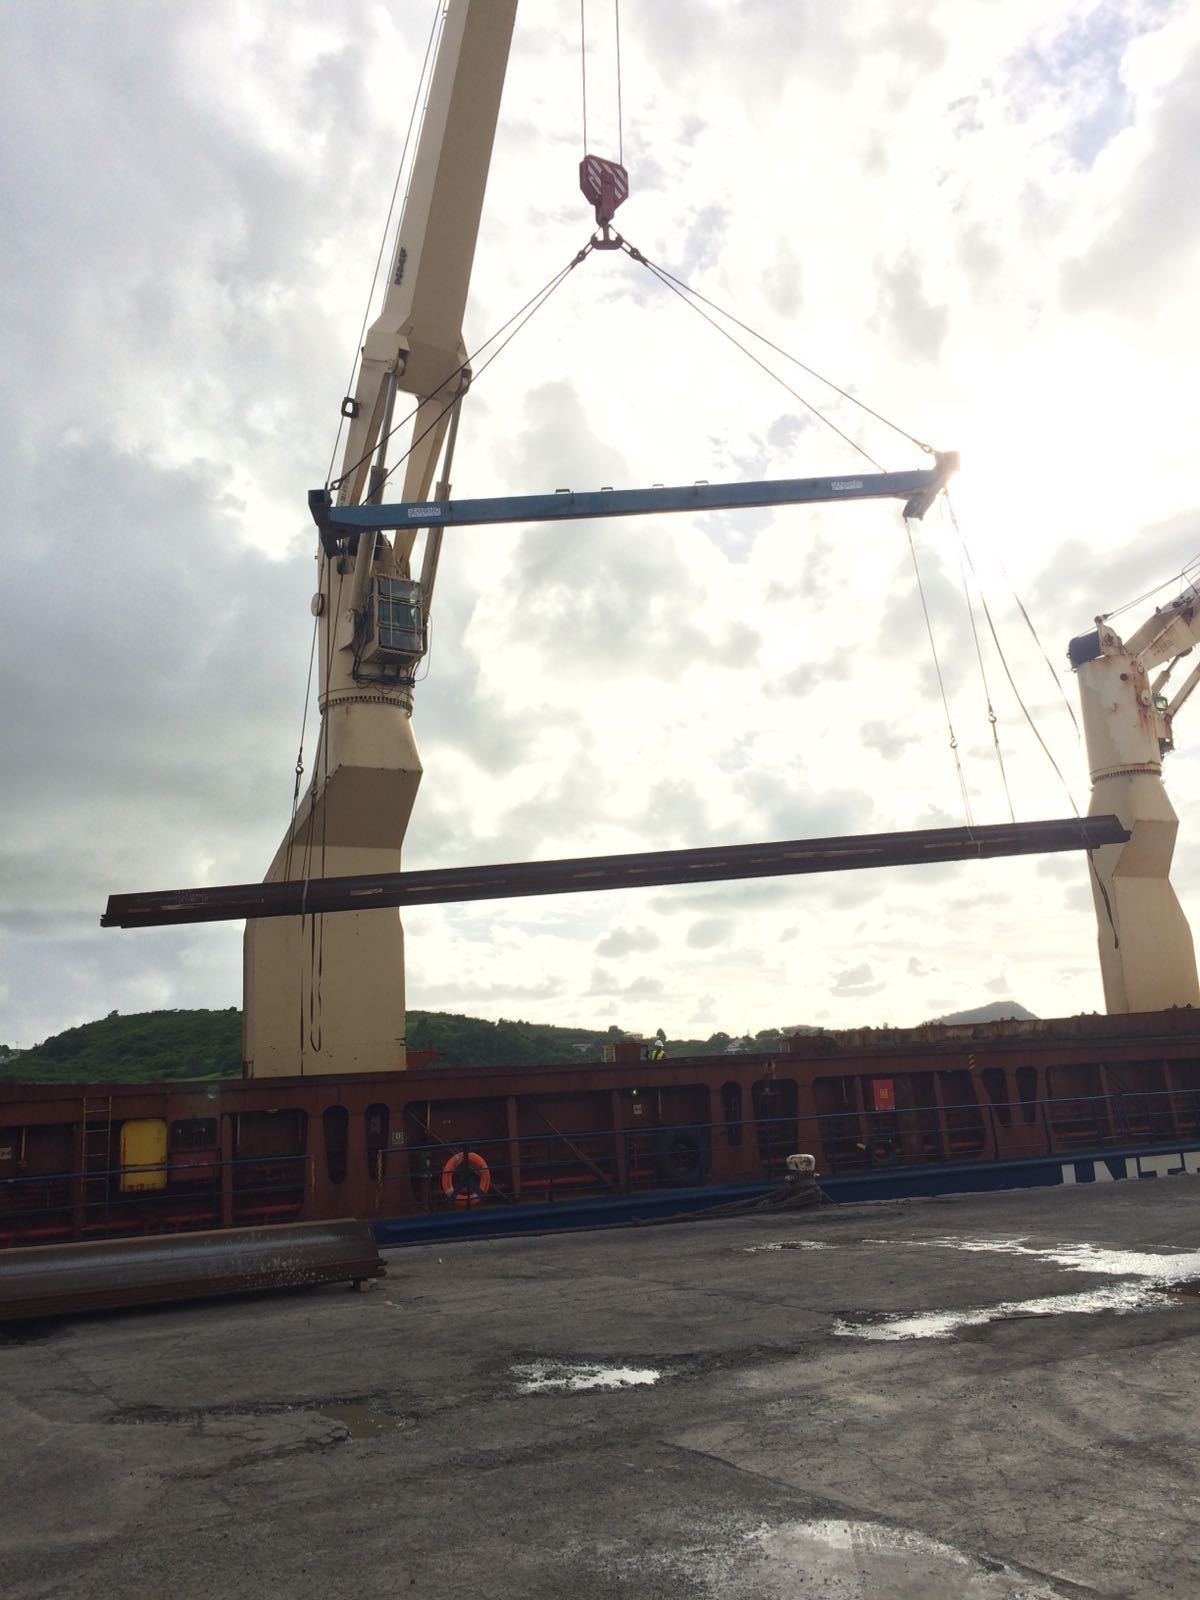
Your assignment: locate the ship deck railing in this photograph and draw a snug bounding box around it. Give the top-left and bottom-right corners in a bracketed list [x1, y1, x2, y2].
[2, 1088, 1199, 1246]
[382, 1086, 1200, 1208]
[0, 1152, 312, 1247]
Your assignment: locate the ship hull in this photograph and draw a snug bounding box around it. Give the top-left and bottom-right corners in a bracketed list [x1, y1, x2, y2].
[3, 1007, 1199, 1250]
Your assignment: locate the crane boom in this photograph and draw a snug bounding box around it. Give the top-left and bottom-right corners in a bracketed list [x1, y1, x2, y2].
[244, 0, 517, 1078]
[335, 0, 516, 524]
[1070, 584, 1200, 1013]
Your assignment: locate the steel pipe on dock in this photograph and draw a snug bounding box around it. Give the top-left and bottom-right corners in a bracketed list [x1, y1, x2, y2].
[0, 1219, 385, 1321]
[101, 816, 1128, 929]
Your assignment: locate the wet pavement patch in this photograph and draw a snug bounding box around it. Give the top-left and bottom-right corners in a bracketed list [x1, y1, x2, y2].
[742, 1239, 832, 1253]
[835, 1235, 1200, 1341]
[510, 1359, 661, 1394]
[695, 1516, 1077, 1598]
[1156, 1277, 1200, 1300]
[319, 1402, 407, 1439]
[863, 1237, 1200, 1280]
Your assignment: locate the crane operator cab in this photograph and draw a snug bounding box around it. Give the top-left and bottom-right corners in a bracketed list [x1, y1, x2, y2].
[361, 579, 428, 665]
[358, 574, 428, 677]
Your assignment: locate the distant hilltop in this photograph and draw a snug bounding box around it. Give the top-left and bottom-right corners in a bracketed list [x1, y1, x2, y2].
[926, 1001, 1038, 1027]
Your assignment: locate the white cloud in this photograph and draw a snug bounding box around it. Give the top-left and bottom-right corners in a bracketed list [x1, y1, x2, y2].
[3, 0, 1200, 1047]
[595, 926, 660, 957]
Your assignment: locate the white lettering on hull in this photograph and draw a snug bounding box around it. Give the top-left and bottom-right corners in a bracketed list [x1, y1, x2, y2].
[1061, 1149, 1200, 1185]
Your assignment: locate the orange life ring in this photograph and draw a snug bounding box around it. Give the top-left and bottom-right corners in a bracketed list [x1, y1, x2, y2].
[440, 1150, 491, 1208]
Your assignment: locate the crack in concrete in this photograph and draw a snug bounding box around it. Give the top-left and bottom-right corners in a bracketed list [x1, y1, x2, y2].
[107, 1392, 410, 1427]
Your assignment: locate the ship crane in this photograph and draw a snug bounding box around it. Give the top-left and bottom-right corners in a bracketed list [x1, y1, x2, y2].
[242, 0, 962, 1081]
[244, 0, 518, 1077]
[1071, 587, 1200, 1012]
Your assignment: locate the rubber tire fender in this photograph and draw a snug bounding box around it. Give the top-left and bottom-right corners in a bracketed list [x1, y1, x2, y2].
[652, 1126, 710, 1187]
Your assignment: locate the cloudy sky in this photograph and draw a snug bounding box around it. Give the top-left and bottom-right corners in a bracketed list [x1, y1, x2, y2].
[3, 0, 1200, 1048]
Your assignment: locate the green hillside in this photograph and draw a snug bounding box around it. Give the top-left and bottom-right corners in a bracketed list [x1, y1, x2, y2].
[2, 1009, 243, 1084]
[0, 1001, 1038, 1086]
[2, 1010, 773, 1084]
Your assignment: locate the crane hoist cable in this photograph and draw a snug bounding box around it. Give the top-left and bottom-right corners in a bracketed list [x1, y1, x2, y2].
[945, 491, 1080, 740]
[579, 0, 625, 163]
[579, 0, 588, 153]
[903, 515, 974, 828]
[281, 615, 320, 885]
[944, 493, 1082, 819]
[301, 244, 593, 1046]
[578, 2, 629, 240]
[571, 57, 932, 468]
[325, 0, 444, 489]
[302, 554, 346, 1056]
[1100, 551, 1200, 623]
[947, 502, 1015, 825]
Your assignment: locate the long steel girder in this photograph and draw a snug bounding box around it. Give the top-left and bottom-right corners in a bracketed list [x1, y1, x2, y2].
[102, 815, 1126, 929]
[308, 453, 960, 556]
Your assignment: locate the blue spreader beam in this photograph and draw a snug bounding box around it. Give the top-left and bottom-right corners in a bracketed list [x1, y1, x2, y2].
[309, 452, 958, 555]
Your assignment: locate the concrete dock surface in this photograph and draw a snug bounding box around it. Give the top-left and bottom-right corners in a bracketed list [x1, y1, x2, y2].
[4, 1177, 1200, 1598]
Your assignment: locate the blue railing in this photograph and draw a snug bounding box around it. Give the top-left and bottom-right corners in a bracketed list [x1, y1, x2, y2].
[0, 1152, 312, 1241]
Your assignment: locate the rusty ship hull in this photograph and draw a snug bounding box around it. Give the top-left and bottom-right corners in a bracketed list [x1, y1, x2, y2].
[3, 1006, 1200, 1250]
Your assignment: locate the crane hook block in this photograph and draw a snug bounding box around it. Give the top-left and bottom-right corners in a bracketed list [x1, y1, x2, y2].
[579, 154, 629, 226]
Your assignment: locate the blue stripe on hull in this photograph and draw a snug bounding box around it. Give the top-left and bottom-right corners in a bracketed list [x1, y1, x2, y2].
[371, 1140, 1200, 1248]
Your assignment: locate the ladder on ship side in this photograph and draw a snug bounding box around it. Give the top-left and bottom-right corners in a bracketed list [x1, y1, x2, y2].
[79, 1095, 113, 1219]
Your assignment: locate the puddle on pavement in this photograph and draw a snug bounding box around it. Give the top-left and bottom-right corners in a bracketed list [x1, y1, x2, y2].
[862, 1236, 1200, 1279]
[836, 1236, 1200, 1341]
[320, 1402, 406, 1439]
[1157, 1278, 1200, 1300]
[714, 1517, 1072, 1599]
[743, 1239, 831, 1254]
[511, 1359, 660, 1394]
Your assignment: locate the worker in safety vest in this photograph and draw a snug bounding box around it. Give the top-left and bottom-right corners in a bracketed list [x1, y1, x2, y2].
[648, 1030, 667, 1061]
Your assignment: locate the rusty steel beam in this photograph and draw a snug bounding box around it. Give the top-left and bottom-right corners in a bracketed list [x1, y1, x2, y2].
[101, 816, 1128, 930]
[0, 1219, 385, 1321]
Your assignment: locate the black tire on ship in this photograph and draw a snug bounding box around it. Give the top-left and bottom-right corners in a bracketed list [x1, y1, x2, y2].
[653, 1127, 709, 1186]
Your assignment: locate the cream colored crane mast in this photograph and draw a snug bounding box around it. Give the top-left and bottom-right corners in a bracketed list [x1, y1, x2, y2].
[245, 0, 518, 1077]
[1071, 586, 1200, 1013]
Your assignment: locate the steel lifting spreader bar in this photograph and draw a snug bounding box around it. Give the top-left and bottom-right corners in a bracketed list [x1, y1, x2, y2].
[102, 815, 1126, 929]
[308, 453, 959, 556]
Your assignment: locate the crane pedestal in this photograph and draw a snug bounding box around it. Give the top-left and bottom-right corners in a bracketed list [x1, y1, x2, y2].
[243, 704, 421, 1077]
[1076, 644, 1200, 1014]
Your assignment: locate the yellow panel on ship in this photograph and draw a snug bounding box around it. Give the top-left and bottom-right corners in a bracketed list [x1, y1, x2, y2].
[119, 1119, 168, 1192]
